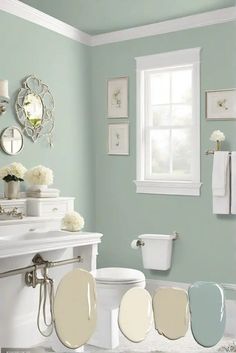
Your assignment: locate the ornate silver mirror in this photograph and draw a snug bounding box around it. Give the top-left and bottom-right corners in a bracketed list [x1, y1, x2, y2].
[0, 126, 24, 155]
[15, 75, 55, 146]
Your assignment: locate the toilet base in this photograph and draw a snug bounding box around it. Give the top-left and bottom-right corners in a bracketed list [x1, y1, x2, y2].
[88, 307, 120, 349]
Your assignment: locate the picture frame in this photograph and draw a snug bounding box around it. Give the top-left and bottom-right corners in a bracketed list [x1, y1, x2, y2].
[107, 77, 128, 118]
[206, 89, 236, 120]
[108, 123, 129, 155]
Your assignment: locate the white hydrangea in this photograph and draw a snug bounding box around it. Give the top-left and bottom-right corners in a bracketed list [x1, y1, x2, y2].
[62, 211, 85, 232]
[210, 130, 225, 142]
[25, 165, 53, 185]
[0, 163, 27, 180]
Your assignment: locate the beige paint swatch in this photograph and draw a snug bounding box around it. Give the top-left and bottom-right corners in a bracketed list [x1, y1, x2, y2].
[153, 287, 189, 340]
[118, 287, 153, 342]
[54, 269, 96, 349]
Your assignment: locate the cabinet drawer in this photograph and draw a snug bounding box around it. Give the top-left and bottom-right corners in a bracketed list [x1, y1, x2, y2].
[27, 198, 74, 217]
[0, 199, 27, 215]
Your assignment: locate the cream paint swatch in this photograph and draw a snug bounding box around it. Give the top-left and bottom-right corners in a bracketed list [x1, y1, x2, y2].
[54, 269, 96, 349]
[153, 287, 189, 340]
[118, 287, 153, 342]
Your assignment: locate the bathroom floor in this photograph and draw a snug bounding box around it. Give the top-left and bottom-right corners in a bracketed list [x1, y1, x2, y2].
[84, 327, 235, 353]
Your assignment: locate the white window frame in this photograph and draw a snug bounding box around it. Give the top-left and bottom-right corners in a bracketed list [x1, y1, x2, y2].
[135, 48, 202, 196]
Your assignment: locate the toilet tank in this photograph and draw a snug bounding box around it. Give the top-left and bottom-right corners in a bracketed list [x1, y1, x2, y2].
[138, 234, 175, 271]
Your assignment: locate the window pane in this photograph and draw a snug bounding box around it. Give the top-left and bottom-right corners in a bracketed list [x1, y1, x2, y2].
[172, 69, 192, 104]
[151, 72, 170, 105]
[172, 129, 192, 177]
[151, 130, 170, 174]
[152, 105, 171, 126]
[172, 104, 192, 126]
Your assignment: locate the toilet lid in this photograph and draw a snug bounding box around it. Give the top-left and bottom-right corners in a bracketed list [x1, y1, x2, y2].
[93, 267, 145, 284]
[54, 269, 97, 349]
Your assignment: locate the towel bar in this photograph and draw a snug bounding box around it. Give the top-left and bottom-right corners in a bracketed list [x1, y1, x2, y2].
[206, 150, 232, 155]
[0, 253, 83, 279]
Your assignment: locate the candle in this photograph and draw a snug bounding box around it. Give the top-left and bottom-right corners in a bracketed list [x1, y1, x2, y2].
[0, 80, 9, 99]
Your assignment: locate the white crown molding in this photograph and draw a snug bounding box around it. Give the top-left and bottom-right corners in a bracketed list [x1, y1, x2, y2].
[0, 1, 235, 47]
[0, 0, 92, 45]
[91, 6, 236, 46]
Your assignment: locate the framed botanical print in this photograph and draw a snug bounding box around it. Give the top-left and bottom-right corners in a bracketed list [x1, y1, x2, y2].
[206, 89, 236, 120]
[107, 77, 128, 118]
[108, 123, 129, 155]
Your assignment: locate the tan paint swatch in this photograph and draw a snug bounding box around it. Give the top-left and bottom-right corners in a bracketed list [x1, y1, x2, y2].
[54, 269, 96, 349]
[153, 287, 189, 340]
[118, 287, 153, 342]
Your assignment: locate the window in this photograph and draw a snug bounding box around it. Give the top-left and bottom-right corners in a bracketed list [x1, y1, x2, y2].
[135, 48, 201, 196]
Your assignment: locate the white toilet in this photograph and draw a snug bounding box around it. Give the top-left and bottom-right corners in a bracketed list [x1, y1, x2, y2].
[89, 233, 176, 349]
[89, 267, 145, 349]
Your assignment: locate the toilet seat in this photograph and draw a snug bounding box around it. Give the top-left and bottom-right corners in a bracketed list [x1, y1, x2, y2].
[93, 267, 145, 285]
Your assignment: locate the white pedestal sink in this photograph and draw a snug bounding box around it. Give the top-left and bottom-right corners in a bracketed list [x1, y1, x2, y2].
[0, 215, 102, 350]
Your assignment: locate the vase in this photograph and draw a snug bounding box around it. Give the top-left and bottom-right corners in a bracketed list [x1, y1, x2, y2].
[216, 141, 222, 151]
[28, 184, 48, 192]
[4, 181, 20, 200]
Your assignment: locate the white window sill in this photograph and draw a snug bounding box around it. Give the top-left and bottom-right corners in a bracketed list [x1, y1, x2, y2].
[134, 180, 202, 196]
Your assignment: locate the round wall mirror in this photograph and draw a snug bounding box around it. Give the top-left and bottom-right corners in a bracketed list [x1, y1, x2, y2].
[0, 126, 24, 155]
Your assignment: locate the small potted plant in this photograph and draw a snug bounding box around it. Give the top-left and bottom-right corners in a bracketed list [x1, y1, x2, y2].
[210, 130, 225, 151]
[24, 165, 53, 191]
[0, 162, 27, 199]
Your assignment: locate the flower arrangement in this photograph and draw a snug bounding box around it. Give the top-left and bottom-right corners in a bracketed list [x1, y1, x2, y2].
[0, 162, 27, 182]
[210, 130, 225, 151]
[25, 165, 53, 186]
[62, 211, 85, 232]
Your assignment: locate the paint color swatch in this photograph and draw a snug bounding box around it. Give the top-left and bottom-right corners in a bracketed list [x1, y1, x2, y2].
[54, 269, 97, 349]
[118, 287, 153, 342]
[153, 287, 189, 340]
[188, 282, 226, 347]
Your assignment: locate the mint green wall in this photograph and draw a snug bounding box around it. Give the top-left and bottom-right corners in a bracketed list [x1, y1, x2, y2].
[91, 22, 236, 284]
[0, 11, 94, 228]
[1, 9, 236, 286]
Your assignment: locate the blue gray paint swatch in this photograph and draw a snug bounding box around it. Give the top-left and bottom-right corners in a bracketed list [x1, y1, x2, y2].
[188, 282, 225, 347]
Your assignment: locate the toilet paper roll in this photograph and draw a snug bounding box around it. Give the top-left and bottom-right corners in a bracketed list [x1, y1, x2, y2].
[131, 239, 139, 249]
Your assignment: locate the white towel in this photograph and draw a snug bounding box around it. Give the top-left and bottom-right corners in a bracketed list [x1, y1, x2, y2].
[212, 151, 230, 214]
[231, 152, 236, 214]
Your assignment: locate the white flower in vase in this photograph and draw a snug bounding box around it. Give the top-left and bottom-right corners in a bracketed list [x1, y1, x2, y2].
[25, 165, 53, 191]
[62, 211, 85, 232]
[210, 130, 225, 151]
[0, 162, 27, 199]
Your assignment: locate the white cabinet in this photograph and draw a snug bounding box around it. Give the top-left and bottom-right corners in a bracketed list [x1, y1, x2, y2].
[0, 199, 27, 215]
[27, 197, 74, 217]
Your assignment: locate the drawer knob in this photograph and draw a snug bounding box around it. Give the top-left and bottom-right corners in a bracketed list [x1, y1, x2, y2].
[52, 207, 58, 212]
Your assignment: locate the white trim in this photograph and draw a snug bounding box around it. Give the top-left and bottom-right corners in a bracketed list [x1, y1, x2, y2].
[0, 1, 235, 46]
[135, 47, 201, 70]
[0, 0, 91, 45]
[91, 7, 236, 46]
[135, 48, 201, 196]
[135, 180, 202, 196]
[146, 279, 189, 294]
[146, 279, 236, 293]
